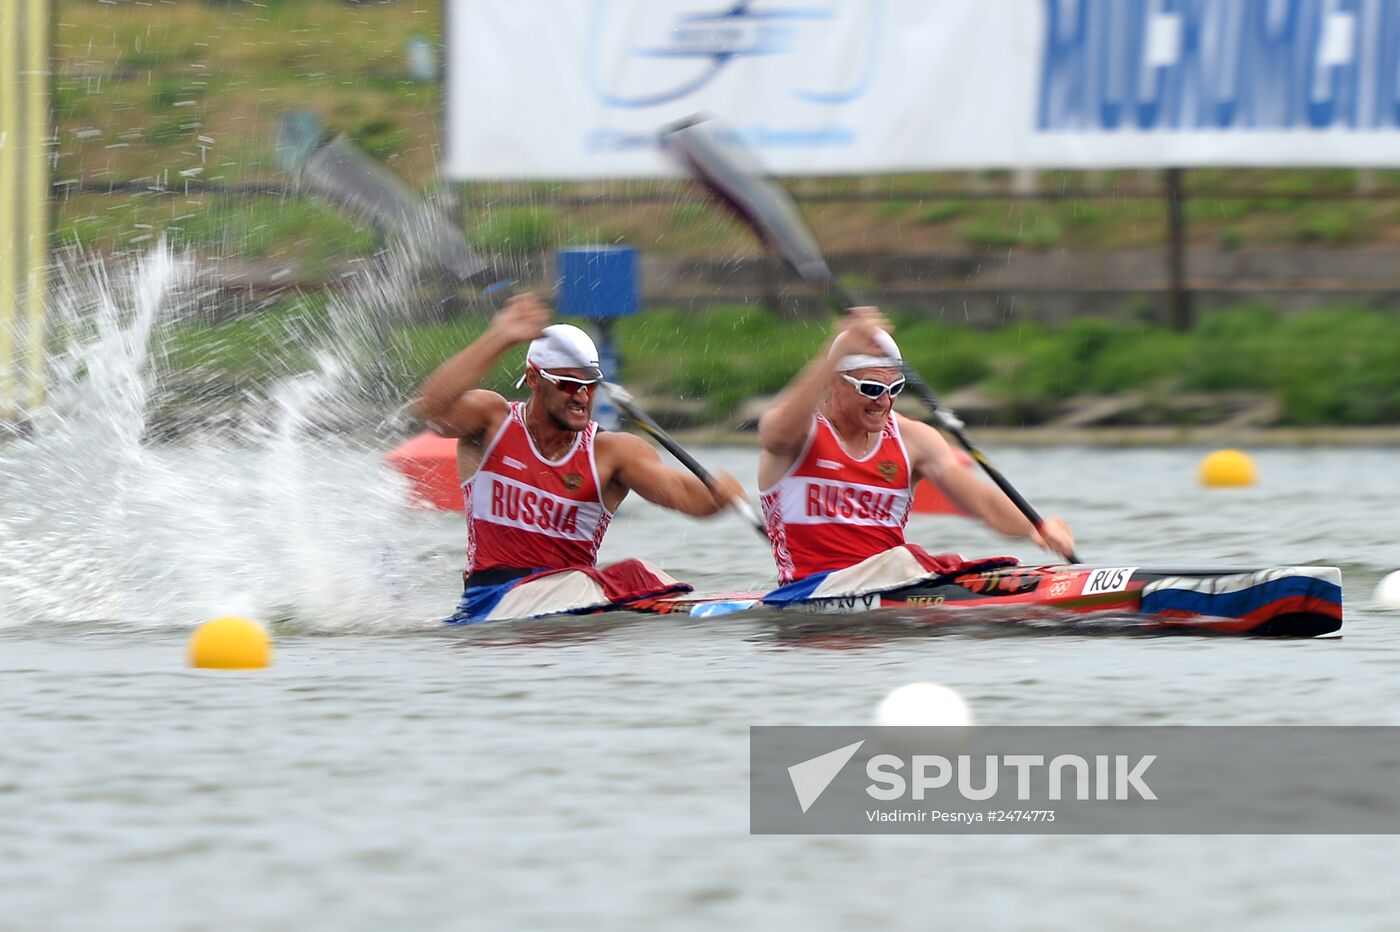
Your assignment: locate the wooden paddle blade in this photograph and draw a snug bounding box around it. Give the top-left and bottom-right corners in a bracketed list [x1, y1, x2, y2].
[661, 115, 836, 288]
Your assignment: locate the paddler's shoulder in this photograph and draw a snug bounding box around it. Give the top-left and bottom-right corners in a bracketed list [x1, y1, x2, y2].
[468, 388, 511, 409]
[592, 428, 653, 459]
[889, 411, 942, 449]
[891, 412, 957, 467]
[589, 429, 659, 488]
[891, 410, 934, 437]
[424, 388, 510, 440]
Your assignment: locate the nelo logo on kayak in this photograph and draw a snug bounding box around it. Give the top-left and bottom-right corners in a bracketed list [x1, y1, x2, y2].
[489, 480, 581, 534]
[805, 484, 896, 521]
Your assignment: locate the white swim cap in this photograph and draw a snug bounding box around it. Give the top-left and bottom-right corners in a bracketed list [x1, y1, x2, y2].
[518, 324, 603, 386]
[829, 327, 902, 372]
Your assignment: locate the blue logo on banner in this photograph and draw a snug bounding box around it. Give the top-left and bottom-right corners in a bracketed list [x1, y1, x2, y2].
[1038, 0, 1400, 131]
[588, 0, 882, 108]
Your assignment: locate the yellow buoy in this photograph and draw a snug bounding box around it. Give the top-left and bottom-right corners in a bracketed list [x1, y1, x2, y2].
[1199, 449, 1257, 487]
[188, 616, 272, 670]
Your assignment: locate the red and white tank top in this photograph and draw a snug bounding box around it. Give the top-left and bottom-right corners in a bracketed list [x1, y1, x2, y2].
[760, 413, 913, 583]
[463, 402, 612, 572]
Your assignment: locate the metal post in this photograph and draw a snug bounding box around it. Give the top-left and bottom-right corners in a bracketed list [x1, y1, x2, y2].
[0, 0, 49, 423]
[1, 0, 19, 420]
[24, 0, 49, 412]
[1165, 167, 1192, 331]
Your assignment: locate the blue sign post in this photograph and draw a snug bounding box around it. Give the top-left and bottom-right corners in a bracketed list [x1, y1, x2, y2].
[555, 246, 640, 431]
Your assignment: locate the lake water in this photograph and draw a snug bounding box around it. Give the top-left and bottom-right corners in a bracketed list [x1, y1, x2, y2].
[3, 250, 1399, 929]
[3, 439, 1400, 931]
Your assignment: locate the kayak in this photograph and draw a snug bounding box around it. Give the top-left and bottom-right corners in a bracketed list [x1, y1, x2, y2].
[638, 564, 1344, 637]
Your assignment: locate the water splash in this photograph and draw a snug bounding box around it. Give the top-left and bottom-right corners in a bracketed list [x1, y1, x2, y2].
[0, 242, 440, 632]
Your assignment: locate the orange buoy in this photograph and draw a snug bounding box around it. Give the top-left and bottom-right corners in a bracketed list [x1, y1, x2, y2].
[385, 431, 462, 510]
[912, 480, 968, 515]
[911, 448, 973, 515]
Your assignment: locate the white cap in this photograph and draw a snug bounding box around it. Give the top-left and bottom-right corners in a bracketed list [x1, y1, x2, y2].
[829, 328, 902, 372]
[517, 324, 603, 387]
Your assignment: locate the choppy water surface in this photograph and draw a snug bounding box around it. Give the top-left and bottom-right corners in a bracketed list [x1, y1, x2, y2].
[6, 450, 1400, 932]
[3, 253, 1400, 930]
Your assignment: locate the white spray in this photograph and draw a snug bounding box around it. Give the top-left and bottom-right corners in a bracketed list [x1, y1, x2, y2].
[0, 242, 444, 632]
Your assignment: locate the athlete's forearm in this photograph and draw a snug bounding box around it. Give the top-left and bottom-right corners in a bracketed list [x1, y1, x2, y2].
[414, 328, 515, 423]
[919, 441, 1035, 541]
[626, 464, 723, 517]
[971, 483, 1038, 539]
[657, 473, 726, 517]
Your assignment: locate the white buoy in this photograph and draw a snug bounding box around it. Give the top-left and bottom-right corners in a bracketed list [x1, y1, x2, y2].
[1374, 571, 1400, 610]
[873, 682, 974, 757]
[874, 682, 973, 728]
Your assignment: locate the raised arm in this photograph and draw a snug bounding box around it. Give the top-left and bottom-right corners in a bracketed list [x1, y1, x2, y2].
[758, 307, 893, 456]
[412, 293, 549, 437]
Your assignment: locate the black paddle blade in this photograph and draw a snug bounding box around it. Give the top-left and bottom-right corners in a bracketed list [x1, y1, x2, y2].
[661, 115, 836, 289]
[296, 134, 491, 283]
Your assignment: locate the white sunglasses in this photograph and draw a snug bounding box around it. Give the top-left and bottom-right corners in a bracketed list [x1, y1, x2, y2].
[536, 368, 601, 396]
[841, 374, 906, 399]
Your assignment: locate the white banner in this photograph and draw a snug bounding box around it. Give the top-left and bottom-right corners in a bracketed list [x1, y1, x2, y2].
[445, 0, 1400, 178]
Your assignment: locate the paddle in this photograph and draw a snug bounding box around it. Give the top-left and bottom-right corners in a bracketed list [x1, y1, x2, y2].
[487, 282, 767, 538]
[287, 132, 491, 283]
[661, 114, 1080, 563]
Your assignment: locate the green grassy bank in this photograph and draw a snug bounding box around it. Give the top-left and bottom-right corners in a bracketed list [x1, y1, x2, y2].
[51, 0, 1400, 431]
[160, 301, 1400, 428]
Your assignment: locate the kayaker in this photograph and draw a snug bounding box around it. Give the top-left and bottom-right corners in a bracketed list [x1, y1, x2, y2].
[758, 307, 1076, 585]
[414, 292, 747, 619]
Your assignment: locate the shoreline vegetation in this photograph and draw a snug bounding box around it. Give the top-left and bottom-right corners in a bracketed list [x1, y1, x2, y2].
[45, 0, 1400, 440]
[145, 300, 1400, 436]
